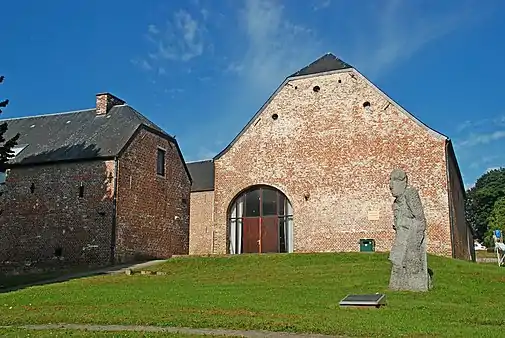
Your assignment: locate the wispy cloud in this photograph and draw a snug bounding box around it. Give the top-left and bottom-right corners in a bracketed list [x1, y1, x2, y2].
[147, 24, 159, 35]
[147, 10, 207, 62]
[131, 0, 496, 165]
[179, 0, 325, 160]
[225, 62, 244, 75]
[312, 0, 331, 11]
[233, 0, 322, 88]
[457, 130, 505, 147]
[454, 113, 505, 147]
[196, 146, 219, 160]
[351, 0, 483, 78]
[453, 112, 505, 186]
[469, 155, 500, 169]
[457, 115, 505, 132]
[131, 7, 210, 99]
[130, 58, 152, 71]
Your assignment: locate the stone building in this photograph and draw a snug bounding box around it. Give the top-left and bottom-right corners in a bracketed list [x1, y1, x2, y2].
[188, 53, 474, 261]
[0, 93, 191, 274]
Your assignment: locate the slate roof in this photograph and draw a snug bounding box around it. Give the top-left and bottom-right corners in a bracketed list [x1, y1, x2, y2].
[0, 105, 171, 165]
[186, 160, 214, 192]
[289, 53, 352, 78]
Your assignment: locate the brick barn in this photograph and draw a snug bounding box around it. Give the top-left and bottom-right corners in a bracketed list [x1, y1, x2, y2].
[0, 93, 191, 273]
[188, 53, 474, 261]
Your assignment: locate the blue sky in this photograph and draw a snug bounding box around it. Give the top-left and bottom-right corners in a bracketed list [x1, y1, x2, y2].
[1, 0, 504, 188]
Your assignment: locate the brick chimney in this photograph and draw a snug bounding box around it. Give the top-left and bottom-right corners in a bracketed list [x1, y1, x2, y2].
[96, 92, 126, 115]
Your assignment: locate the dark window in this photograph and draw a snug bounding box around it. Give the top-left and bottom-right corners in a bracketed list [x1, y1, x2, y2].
[279, 219, 287, 253]
[30, 183, 35, 193]
[313, 85, 320, 92]
[245, 189, 260, 217]
[278, 194, 286, 216]
[157, 149, 165, 176]
[262, 188, 278, 216]
[54, 247, 62, 257]
[79, 185, 84, 198]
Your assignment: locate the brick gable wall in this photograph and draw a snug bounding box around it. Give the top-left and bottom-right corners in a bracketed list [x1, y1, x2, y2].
[114, 128, 190, 262]
[0, 160, 116, 274]
[211, 70, 457, 257]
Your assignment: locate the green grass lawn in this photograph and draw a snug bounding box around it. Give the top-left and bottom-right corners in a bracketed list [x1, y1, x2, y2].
[1, 253, 504, 337]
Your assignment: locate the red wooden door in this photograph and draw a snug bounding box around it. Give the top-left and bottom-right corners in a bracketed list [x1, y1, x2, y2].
[242, 218, 260, 253]
[260, 216, 279, 253]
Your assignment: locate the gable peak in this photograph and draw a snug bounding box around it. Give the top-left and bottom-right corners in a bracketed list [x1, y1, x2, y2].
[290, 53, 352, 78]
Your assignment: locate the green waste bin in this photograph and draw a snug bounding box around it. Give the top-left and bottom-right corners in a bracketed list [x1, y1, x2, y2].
[359, 239, 375, 252]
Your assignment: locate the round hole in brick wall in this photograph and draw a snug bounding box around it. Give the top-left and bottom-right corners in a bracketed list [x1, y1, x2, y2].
[363, 101, 371, 108]
[338, 79, 342, 83]
[272, 113, 279, 120]
[313, 85, 320, 92]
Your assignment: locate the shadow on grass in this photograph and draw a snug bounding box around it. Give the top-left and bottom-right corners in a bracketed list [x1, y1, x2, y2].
[0, 260, 155, 294]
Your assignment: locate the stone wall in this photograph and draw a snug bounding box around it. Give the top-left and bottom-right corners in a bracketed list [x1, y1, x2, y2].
[212, 69, 455, 257]
[0, 160, 115, 274]
[114, 127, 191, 262]
[189, 190, 214, 255]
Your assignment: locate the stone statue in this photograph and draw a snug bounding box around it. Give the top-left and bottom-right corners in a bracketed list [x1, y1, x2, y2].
[388, 169, 432, 292]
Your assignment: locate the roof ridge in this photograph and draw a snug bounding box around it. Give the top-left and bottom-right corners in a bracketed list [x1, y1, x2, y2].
[0, 108, 96, 121]
[186, 159, 214, 164]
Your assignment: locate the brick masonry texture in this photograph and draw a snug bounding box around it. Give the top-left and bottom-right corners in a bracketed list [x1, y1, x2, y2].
[207, 69, 471, 258]
[0, 160, 116, 274]
[114, 128, 191, 262]
[189, 190, 214, 255]
[0, 126, 191, 275]
[96, 93, 125, 115]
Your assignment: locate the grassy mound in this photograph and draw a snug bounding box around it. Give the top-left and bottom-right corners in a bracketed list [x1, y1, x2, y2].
[1, 253, 503, 337]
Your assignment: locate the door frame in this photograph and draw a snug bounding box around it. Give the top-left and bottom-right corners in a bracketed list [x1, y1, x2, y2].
[227, 185, 293, 254]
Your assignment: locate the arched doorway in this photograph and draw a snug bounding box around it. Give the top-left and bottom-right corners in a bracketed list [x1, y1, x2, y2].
[228, 185, 293, 254]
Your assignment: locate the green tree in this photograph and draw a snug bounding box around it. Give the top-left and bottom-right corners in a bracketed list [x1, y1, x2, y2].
[0, 75, 20, 174]
[483, 197, 505, 247]
[465, 168, 505, 242]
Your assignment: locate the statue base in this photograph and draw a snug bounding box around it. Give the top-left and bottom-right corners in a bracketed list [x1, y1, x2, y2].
[388, 265, 433, 292]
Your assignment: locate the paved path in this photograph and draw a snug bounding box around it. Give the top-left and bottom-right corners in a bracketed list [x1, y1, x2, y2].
[0, 260, 167, 293]
[0, 324, 345, 338]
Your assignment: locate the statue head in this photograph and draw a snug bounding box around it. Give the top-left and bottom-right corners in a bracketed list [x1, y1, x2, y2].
[389, 169, 408, 197]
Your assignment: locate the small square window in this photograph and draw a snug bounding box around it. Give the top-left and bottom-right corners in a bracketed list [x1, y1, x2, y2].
[157, 148, 166, 176]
